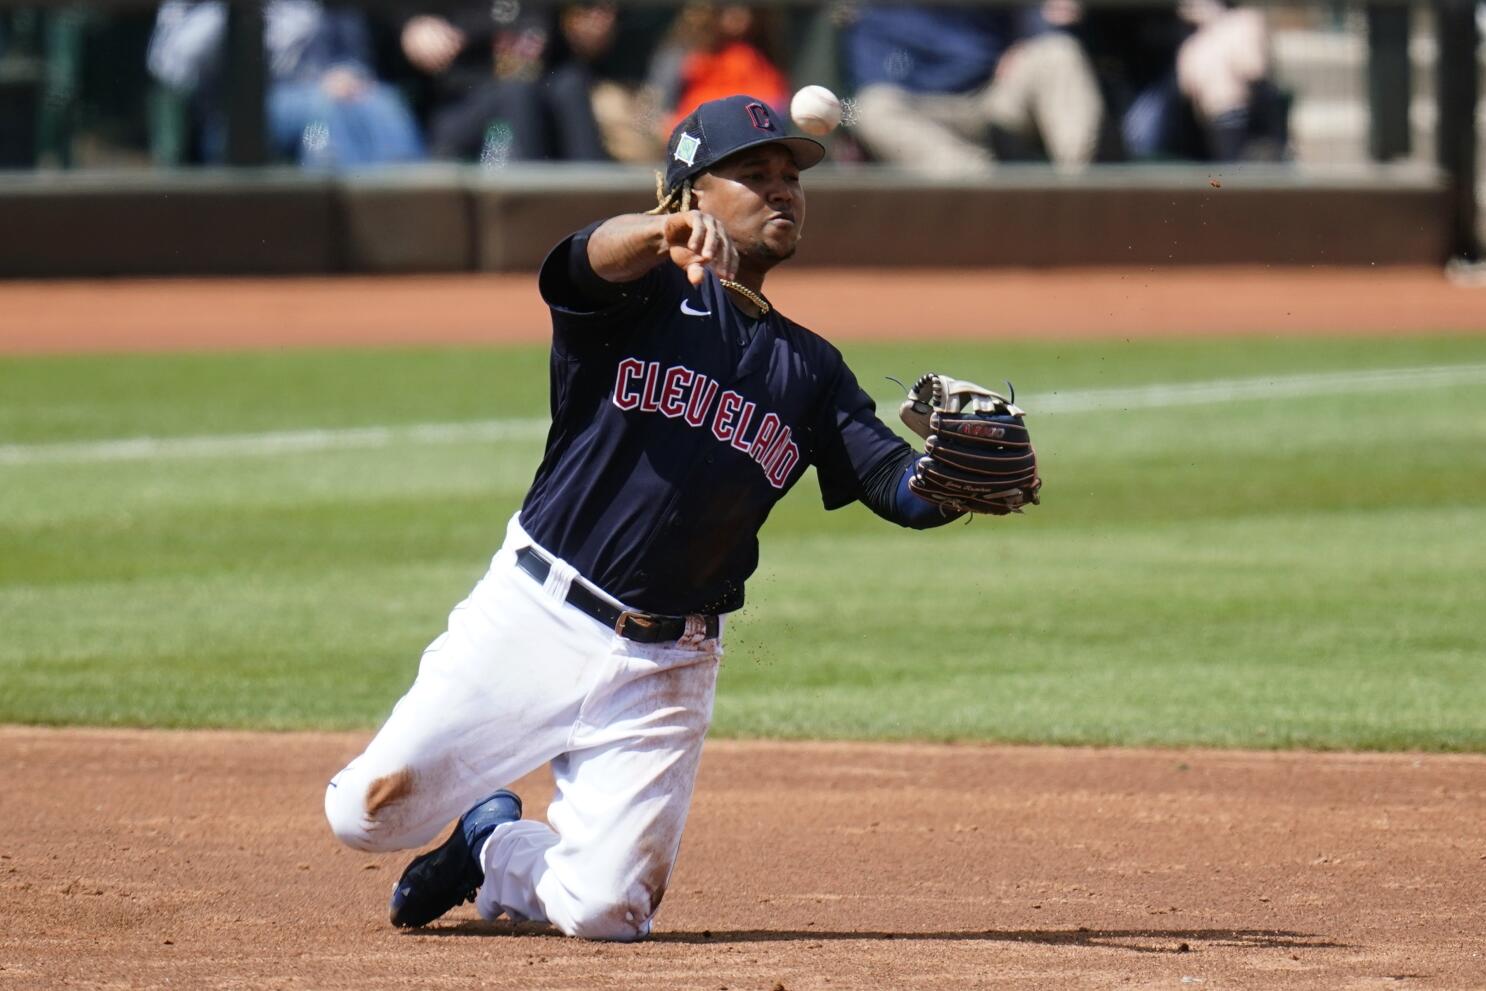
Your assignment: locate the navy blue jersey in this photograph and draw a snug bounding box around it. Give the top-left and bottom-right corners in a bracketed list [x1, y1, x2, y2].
[517, 223, 910, 615]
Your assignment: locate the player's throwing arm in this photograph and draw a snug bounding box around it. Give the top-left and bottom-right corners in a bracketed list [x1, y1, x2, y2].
[584, 210, 740, 287]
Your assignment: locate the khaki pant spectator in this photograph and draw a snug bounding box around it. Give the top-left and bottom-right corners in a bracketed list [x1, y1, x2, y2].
[853, 32, 1100, 175]
[1177, 6, 1269, 121]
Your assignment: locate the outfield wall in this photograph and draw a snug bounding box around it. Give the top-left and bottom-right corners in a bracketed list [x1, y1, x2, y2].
[0, 163, 1451, 277]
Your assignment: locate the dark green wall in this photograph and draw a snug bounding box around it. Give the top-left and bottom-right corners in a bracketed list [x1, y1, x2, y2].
[0, 165, 1452, 277]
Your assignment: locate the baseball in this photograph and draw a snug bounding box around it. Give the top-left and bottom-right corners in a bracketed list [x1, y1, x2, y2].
[790, 85, 842, 136]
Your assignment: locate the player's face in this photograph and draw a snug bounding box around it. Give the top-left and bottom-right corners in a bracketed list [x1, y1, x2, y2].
[694, 145, 806, 268]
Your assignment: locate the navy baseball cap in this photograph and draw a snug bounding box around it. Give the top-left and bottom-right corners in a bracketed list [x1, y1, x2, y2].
[664, 95, 826, 197]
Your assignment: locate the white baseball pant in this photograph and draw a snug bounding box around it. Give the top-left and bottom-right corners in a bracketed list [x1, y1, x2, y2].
[324, 515, 722, 941]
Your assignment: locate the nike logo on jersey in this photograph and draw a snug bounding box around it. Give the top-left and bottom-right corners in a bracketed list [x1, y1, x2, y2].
[611, 358, 801, 489]
[679, 299, 712, 317]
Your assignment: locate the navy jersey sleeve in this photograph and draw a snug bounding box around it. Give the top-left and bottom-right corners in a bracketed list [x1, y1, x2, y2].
[812, 352, 915, 511]
[537, 222, 665, 358]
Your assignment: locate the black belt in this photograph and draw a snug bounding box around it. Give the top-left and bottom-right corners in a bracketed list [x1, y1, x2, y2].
[515, 546, 719, 644]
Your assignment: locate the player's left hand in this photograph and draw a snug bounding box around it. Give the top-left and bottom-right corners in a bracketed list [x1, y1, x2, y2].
[899, 373, 1042, 516]
[662, 210, 739, 286]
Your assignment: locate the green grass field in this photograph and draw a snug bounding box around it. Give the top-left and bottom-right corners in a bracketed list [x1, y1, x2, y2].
[3, 335, 1484, 749]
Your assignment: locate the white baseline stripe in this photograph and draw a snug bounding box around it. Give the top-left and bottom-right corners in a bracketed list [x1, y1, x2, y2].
[2, 363, 1483, 466]
[1028, 362, 1486, 414]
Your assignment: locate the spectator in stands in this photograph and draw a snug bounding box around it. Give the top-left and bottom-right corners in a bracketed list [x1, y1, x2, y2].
[398, 2, 615, 164]
[846, 3, 1103, 175]
[649, 3, 790, 134]
[147, 0, 424, 167]
[1175, 0, 1283, 159]
[578, 6, 673, 164]
[1058, 0, 1286, 161]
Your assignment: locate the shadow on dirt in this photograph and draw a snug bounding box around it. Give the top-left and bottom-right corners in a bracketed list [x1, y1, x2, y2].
[410, 923, 1342, 953]
[654, 928, 1342, 953]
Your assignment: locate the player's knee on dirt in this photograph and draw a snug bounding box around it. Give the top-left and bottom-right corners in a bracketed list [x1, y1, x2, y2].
[548, 869, 667, 942]
[557, 895, 655, 942]
[324, 774, 375, 850]
[324, 765, 415, 852]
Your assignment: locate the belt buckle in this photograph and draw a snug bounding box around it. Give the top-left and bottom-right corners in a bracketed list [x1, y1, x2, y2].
[614, 610, 658, 639]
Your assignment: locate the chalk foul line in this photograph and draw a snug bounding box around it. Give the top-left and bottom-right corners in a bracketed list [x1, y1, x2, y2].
[1028, 362, 1486, 414]
[2, 363, 1483, 466]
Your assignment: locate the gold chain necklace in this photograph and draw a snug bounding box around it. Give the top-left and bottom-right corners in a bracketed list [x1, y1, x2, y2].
[719, 279, 771, 316]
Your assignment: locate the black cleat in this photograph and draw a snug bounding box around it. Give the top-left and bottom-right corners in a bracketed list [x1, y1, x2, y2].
[389, 789, 522, 928]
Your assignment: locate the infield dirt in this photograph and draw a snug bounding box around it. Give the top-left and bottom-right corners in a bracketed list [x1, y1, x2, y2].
[2, 727, 1482, 990]
[1, 267, 1483, 354]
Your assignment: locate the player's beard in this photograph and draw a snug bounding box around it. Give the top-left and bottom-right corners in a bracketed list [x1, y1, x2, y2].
[744, 241, 796, 267]
[742, 227, 799, 268]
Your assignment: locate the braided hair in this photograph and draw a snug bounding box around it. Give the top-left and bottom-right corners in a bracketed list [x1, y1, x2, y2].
[646, 171, 694, 215]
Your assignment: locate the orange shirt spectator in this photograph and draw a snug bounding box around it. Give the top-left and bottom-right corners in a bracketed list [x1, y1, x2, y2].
[669, 38, 788, 129]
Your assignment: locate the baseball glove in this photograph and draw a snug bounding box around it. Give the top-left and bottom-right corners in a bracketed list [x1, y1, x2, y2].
[899, 373, 1041, 516]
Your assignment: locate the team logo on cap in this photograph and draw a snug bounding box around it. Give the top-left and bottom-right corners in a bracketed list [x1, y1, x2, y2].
[746, 103, 774, 130]
[673, 132, 701, 166]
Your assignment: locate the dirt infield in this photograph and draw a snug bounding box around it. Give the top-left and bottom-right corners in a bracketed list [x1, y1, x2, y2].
[2, 727, 1483, 990]
[1, 267, 1483, 354]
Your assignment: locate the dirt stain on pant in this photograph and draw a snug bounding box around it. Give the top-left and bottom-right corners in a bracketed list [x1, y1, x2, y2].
[365, 767, 415, 818]
[636, 839, 676, 921]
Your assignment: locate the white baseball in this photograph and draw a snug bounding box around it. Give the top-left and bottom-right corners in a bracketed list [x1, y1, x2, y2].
[790, 85, 842, 136]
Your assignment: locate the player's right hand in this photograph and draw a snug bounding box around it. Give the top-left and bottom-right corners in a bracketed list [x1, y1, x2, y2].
[663, 211, 739, 286]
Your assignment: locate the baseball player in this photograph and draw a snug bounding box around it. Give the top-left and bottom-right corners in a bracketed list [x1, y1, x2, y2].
[324, 94, 1039, 941]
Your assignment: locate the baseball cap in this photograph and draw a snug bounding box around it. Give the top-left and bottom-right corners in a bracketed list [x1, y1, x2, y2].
[664, 95, 826, 197]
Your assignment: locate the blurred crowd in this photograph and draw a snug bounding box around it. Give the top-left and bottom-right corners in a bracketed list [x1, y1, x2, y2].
[0, 1, 1293, 171]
